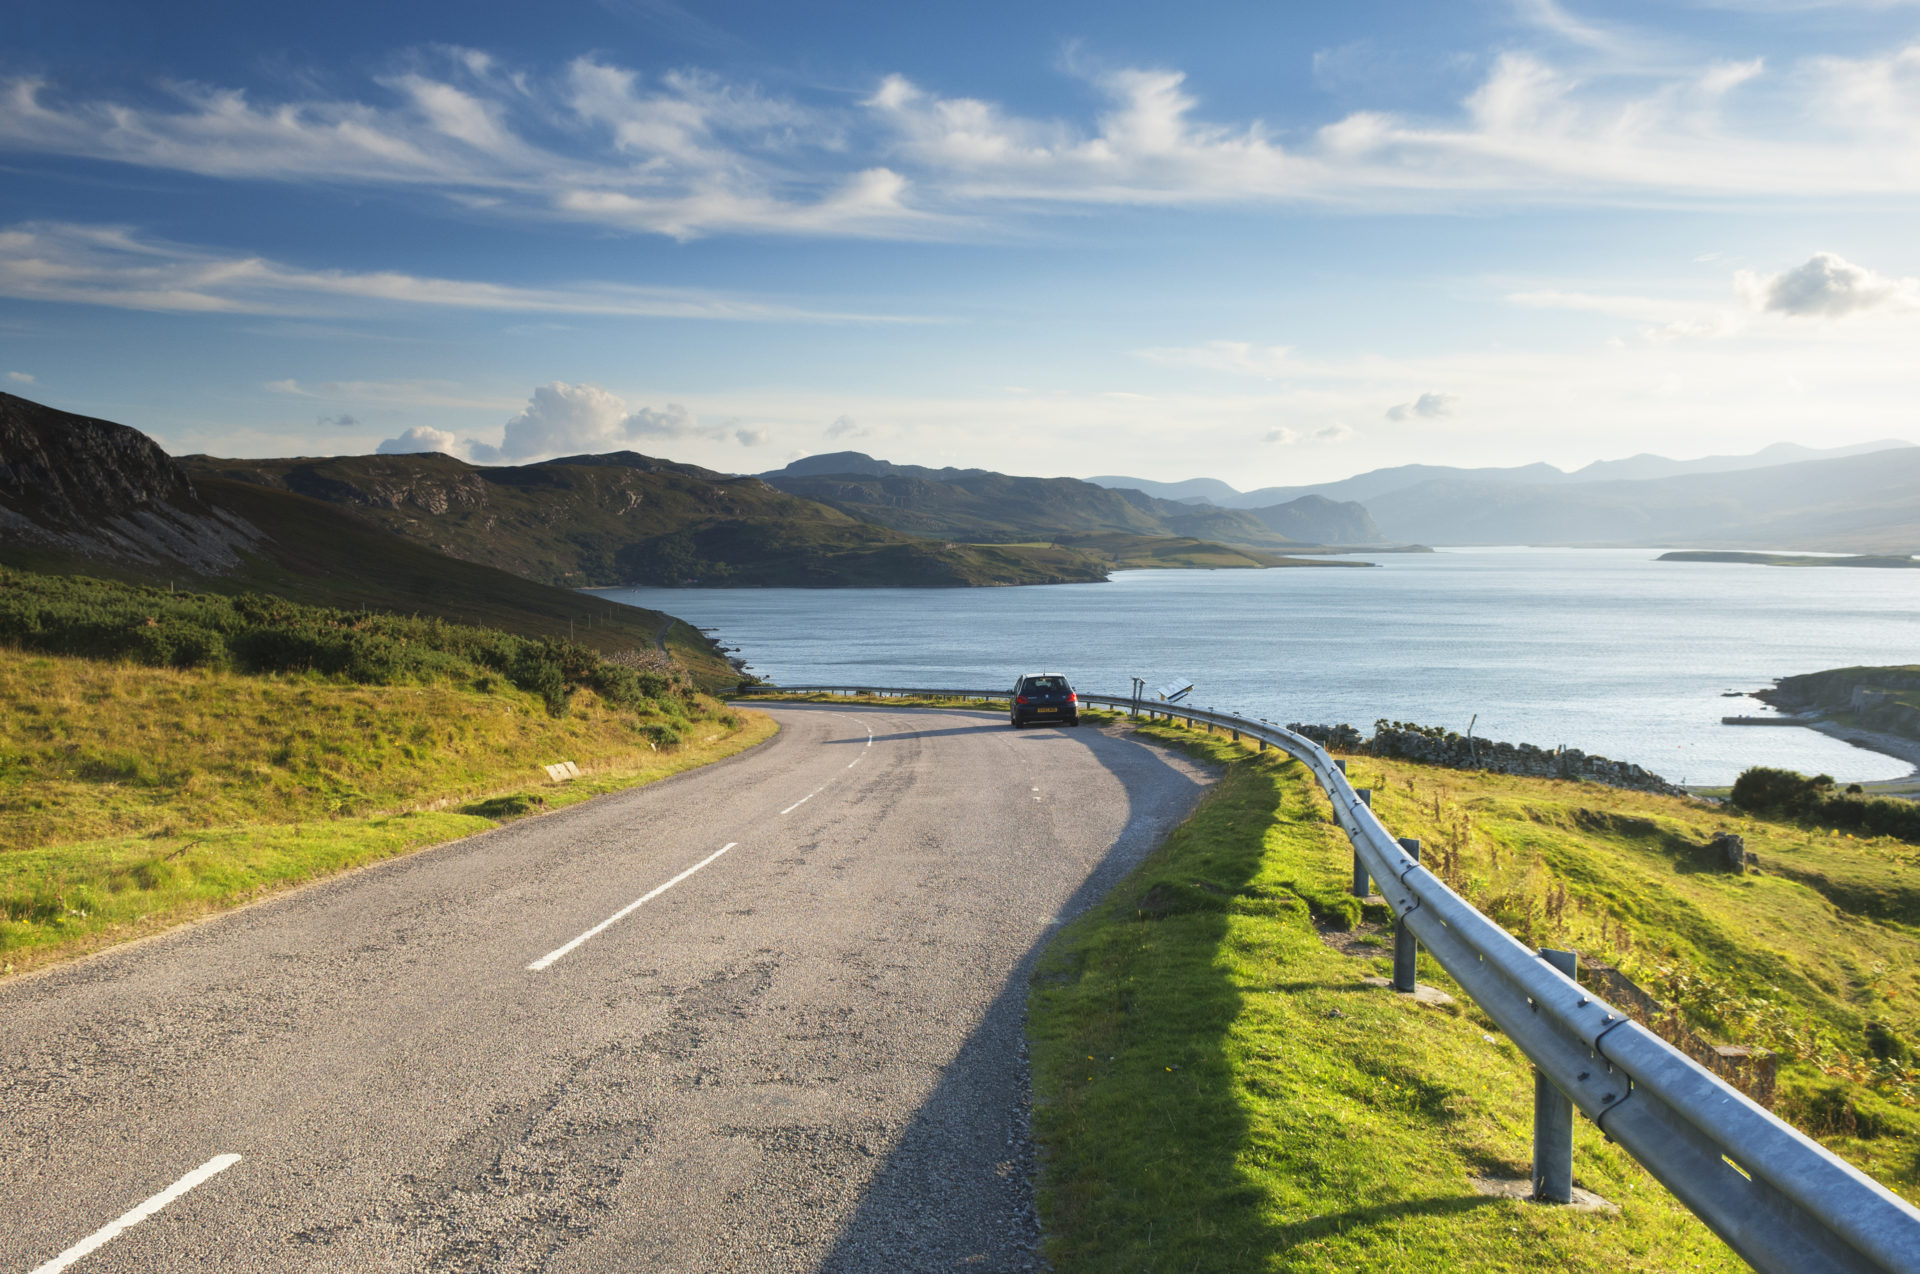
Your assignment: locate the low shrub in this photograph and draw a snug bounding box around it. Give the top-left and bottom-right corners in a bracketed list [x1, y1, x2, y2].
[1731, 766, 1920, 844]
[0, 567, 681, 719]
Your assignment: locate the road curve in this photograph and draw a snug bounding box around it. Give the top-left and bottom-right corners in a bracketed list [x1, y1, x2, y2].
[0, 705, 1213, 1273]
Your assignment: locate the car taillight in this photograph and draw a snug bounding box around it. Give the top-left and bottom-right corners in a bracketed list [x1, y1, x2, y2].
[1067, 692, 1077, 703]
[1016, 695, 1029, 704]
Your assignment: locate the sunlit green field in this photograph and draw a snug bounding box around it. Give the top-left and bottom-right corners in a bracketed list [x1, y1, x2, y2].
[0, 648, 772, 972]
[1028, 720, 1919, 1272]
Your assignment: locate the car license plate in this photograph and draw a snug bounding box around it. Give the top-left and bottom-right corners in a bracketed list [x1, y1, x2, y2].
[1038, 707, 1057, 713]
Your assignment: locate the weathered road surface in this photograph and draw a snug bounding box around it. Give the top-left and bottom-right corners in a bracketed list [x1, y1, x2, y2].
[1, 705, 1212, 1273]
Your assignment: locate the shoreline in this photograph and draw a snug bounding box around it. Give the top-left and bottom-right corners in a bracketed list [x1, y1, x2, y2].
[1800, 716, 1920, 796]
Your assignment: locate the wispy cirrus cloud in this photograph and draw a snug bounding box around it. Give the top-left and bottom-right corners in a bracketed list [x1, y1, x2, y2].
[0, 53, 938, 241]
[863, 43, 1920, 208]
[3, 39, 1920, 242]
[0, 221, 914, 320]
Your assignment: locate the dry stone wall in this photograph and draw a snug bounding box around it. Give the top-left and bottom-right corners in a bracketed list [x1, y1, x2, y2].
[1286, 721, 1687, 797]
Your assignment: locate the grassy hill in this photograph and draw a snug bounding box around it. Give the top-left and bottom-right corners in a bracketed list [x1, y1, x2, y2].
[1025, 719, 1919, 1271]
[0, 393, 741, 684]
[184, 450, 1110, 588]
[0, 570, 772, 973]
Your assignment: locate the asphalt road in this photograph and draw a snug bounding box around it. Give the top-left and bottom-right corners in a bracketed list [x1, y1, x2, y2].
[1, 705, 1214, 1273]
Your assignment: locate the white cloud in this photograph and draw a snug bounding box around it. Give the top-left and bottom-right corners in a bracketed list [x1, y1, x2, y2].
[491, 381, 700, 460]
[1511, 252, 1920, 337]
[447, 381, 773, 463]
[1386, 392, 1457, 421]
[376, 425, 461, 456]
[0, 222, 907, 320]
[1743, 251, 1920, 317]
[6, 43, 1920, 237]
[1313, 423, 1357, 443]
[6, 370, 31, 383]
[0, 54, 937, 240]
[872, 44, 1920, 210]
[825, 414, 866, 439]
[1262, 427, 1299, 444]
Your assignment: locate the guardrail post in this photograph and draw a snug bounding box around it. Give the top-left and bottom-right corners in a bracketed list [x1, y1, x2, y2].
[1335, 759, 1347, 775]
[1351, 790, 1373, 896]
[1534, 948, 1578, 1203]
[1393, 838, 1421, 992]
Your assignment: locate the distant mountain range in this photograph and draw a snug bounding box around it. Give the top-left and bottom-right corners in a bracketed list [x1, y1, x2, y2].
[183, 450, 1109, 588]
[1090, 439, 1920, 550]
[760, 451, 1384, 547]
[1094, 439, 1909, 508]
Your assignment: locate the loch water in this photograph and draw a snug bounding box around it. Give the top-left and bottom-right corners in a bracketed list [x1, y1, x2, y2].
[607, 548, 1920, 787]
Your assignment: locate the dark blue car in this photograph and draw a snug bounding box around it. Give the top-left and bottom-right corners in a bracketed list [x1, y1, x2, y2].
[1010, 672, 1079, 728]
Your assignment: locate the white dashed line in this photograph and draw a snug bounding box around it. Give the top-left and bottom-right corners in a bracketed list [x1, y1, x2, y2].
[31, 1154, 242, 1274]
[527, 844, 736, 971]
[781, 793, 815, 815]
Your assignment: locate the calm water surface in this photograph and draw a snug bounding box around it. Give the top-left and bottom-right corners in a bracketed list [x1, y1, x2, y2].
[608, 548, 1920, 786]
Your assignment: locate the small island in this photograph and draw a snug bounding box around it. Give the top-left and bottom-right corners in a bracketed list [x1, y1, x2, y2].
[1659, 550, 1919, 568]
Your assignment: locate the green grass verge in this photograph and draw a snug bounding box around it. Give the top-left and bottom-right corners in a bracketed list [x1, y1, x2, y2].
[1, 647, 775, 973]
[1028, 722, 1905, 1272]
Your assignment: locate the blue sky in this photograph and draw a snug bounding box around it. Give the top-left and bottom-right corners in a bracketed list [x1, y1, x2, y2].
[3, 0, 1919, 484]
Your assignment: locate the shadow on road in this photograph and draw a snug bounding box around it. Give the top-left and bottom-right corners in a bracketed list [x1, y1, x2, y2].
[810, 716, 1214, 1273]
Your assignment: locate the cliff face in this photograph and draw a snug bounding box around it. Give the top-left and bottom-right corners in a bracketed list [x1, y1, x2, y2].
[0, 393, 260, 572]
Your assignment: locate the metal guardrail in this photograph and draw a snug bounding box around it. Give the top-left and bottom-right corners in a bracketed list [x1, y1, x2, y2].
[736, 684, 1920, 1273]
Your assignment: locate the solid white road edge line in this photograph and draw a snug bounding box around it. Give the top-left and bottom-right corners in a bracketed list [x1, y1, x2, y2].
[30, 1154, 243, 1274]
[527, 843, 737, 971]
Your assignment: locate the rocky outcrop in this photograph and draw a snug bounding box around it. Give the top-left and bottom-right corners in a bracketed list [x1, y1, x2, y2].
[1760, 667, 1920, 745]
[0, 393, 260, 572]
[1287, 720, 1687, 796]
[1707, 831, 1757, 872]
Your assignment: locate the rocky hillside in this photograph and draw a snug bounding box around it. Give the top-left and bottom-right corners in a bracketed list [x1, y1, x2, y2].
[184, 450, 1109, 587]
[0, 395, 737, 683]
[1761, 666, 1920, 743]
[0, 393, 260, 572]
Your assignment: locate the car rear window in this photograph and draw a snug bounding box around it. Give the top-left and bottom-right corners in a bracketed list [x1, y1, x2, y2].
[1024, 677, 1068, 692]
